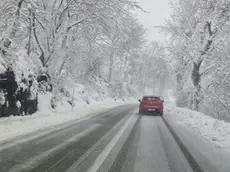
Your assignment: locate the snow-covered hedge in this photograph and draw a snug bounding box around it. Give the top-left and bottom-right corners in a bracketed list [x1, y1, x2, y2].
[166, 103, 230, 149]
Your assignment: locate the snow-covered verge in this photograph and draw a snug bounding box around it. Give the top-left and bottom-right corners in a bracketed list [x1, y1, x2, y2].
[165, 102, 230, 151]
[0, 98, 137, 142]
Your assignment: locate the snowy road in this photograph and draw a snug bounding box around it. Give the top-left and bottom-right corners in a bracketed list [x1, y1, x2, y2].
[0, 105, 229, 172]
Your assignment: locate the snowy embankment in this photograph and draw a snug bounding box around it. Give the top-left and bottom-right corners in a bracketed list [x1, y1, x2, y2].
[0, 98, 137, 142]
[165, 102, 230, 150]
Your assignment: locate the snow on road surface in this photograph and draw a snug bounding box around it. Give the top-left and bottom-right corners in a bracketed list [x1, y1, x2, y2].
[0, 98, 137, 142]
[165, 102, 230, 152]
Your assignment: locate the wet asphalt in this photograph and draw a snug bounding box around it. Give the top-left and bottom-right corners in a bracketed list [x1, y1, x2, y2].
[0, 104, 221, 172]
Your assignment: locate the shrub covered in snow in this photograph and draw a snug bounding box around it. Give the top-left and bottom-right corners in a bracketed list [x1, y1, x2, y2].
[165, 103, 230, 149]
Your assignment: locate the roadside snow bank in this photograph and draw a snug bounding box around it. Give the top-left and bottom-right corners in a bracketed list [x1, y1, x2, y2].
[0, 99, 137, 142]
[165, 103, 230, 149]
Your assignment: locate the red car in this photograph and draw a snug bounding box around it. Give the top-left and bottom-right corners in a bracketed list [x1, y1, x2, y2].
[139, 96, 164, 116]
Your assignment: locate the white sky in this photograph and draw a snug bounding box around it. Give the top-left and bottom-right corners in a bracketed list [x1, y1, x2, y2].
[134, 0, 172, 42]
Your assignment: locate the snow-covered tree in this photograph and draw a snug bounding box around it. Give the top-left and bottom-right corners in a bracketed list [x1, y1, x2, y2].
[164, 0, 230, 120]
[0, 0, 161, 116]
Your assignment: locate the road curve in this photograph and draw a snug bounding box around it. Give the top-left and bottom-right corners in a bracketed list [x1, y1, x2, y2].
[0, 105, 226, 172]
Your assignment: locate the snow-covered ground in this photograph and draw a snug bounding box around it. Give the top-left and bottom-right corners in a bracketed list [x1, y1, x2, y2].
[0, 98, 137, 142]
[165, 102, 230, 151]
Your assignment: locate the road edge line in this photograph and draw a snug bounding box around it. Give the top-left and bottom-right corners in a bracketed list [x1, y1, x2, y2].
[162, 116, 204, 172]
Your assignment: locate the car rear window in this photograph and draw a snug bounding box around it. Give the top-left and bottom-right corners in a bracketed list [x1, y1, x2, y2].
[143, 97, 160, 102]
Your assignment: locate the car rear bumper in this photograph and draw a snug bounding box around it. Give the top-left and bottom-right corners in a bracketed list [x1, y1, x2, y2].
[139, 108, 163, 115]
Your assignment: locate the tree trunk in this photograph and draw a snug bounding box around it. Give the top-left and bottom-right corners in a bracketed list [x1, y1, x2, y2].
[175, 72, 186, 107]
[108, 52, 114, 84]
[192, 85, 201, 110]
[191, 61, 202, 111]
[27, 10, 32, 56]
[31, 12, 45, 67]
[188, 92, 193, 109]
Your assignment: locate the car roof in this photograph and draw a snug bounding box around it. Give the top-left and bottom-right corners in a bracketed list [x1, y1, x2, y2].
[143, 95, 160, 98]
